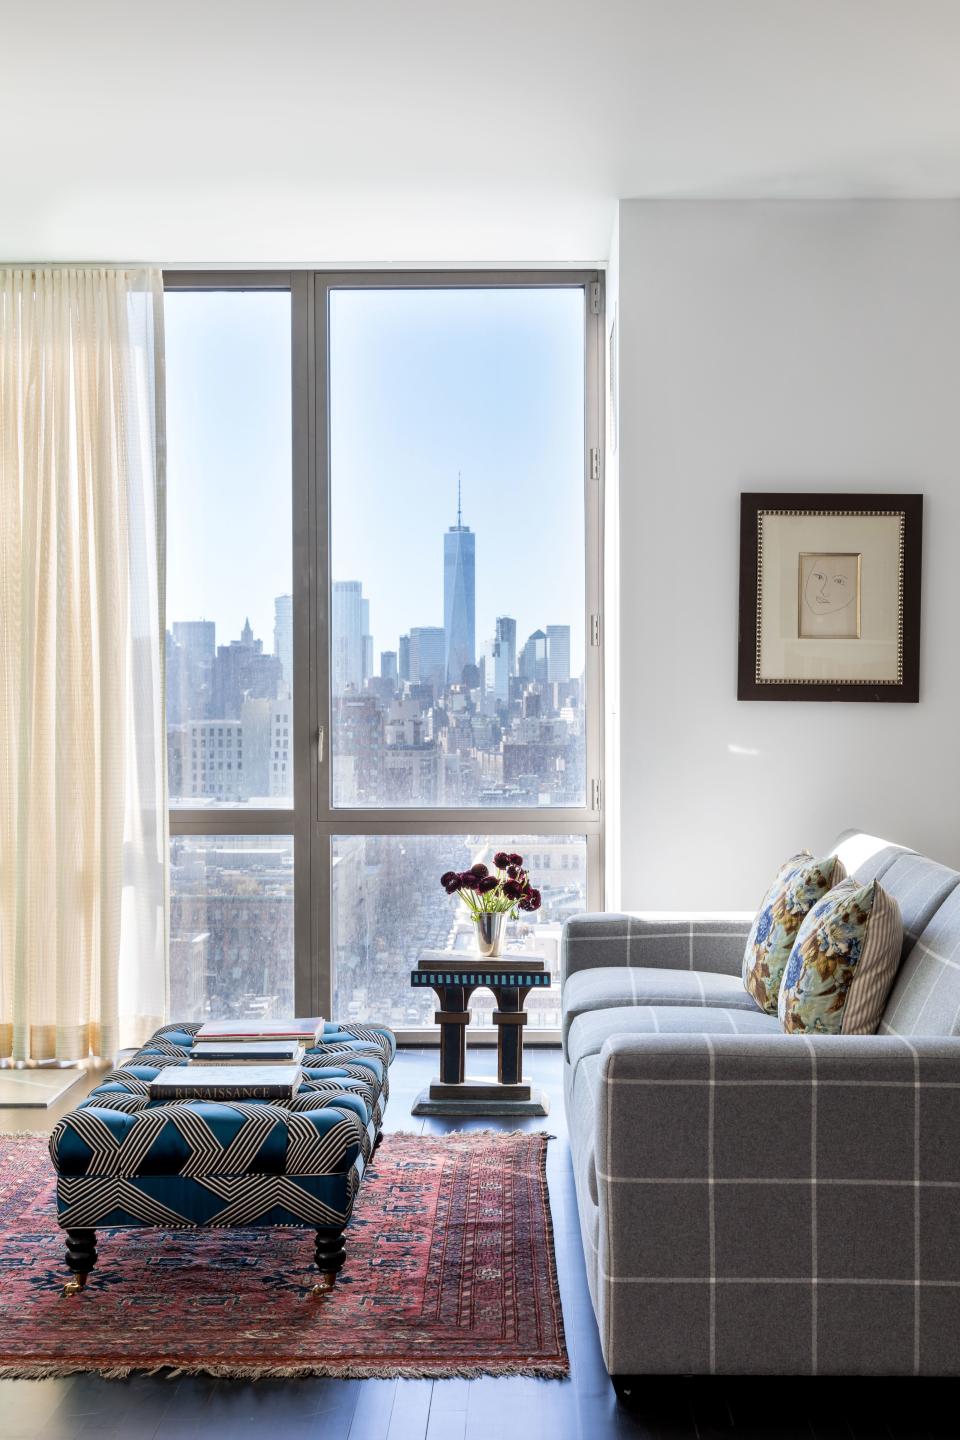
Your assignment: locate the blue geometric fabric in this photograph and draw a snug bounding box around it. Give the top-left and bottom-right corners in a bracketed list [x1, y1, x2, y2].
[50, 1020, 396, 1231]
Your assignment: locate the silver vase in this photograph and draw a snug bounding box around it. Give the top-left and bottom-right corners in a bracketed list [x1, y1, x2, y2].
[474, 911, 506, 958]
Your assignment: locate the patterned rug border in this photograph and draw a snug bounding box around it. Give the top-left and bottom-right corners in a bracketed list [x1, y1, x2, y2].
[0, 1360, 571, 1381]
[0, 1130, 569, 1382]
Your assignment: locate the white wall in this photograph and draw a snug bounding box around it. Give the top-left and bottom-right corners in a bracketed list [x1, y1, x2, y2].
[613, 200, 960, 910]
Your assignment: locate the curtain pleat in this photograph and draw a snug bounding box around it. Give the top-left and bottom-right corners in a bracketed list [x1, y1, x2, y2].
[0, 267, 167, 1061]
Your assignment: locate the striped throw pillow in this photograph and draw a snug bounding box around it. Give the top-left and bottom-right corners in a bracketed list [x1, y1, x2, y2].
[778, 878, 903, 1036]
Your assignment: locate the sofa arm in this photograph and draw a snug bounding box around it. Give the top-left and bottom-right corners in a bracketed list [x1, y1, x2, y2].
[561, 910, 753, 986]
[592, 1031, 960, 1376]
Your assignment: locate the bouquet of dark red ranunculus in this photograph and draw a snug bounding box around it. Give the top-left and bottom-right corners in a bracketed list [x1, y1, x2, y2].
[440, 851, 542, 919]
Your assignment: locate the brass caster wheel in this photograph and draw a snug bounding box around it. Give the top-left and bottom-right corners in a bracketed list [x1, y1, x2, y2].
[62, 1274, 87, 1297]
[310, 1272, 337, 1296]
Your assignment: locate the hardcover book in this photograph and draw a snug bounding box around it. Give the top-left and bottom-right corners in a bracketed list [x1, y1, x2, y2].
[194, 1018, 325, 1046]
[148, 1065, 302, 1102]
[190, 1041, 304, 1066]
[416, 953, 544, 971]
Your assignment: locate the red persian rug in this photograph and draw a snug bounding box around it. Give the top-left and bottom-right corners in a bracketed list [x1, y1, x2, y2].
[0, 1130, 567, 1379]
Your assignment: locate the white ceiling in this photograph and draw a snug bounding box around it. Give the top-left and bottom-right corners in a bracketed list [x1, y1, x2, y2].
[5, 0, 960, 266]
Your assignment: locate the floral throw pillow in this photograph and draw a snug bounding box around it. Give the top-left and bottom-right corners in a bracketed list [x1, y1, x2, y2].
[742, 852, 847, 1014]
[778, 878, 903, 1036]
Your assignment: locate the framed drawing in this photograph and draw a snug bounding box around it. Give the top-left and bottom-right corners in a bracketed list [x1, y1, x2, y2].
[737, 493, 922, 702]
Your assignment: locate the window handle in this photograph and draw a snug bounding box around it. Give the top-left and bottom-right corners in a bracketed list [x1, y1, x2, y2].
[317, 725, 325, 765]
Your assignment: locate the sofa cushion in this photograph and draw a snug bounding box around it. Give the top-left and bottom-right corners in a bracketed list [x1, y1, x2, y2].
[881, 883, 960, 1037]
[563, 966, 761, 1046]
[835, 831, 913, 884]
[779, 879, 903, 1035]
[562, 911, 753, 983]
[742, 852, 846, 1014]
[566, 1003, 779, 1074]
[859, 852, 960, 959]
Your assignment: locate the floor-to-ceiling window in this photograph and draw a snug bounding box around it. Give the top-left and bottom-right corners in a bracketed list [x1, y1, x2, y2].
[164, 282, 295, 1022]
[164, 272, 602, 1036]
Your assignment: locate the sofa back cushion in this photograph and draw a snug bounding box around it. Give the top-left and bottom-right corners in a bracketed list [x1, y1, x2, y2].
[859, 852, 960, 962]
[881, 882, 960, 1037]
[834, 831, 912, 885]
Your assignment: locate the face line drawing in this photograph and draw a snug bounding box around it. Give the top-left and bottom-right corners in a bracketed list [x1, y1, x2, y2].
[798, 552, 862, 639]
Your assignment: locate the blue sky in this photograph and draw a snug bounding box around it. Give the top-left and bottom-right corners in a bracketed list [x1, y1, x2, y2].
[165, 286, 585, 674]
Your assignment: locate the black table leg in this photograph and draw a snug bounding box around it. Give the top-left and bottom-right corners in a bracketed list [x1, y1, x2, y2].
[63, 1228, 98, 1296]
[432, 981, 474, 1085]
[492, 983, 531, 1086]
[312, 1227, 346, 1294]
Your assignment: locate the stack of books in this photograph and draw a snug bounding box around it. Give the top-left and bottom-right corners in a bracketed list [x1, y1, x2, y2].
[147, 1018, 324, 1102]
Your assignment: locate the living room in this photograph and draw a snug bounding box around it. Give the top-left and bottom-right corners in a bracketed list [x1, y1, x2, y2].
[2, 3, 959, 1437]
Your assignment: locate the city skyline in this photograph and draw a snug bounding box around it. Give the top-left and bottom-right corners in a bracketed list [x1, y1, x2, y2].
[165, 286, 585, 677]
[166, 578, 579, 808]
[328, 287, 585, 674]
[163, 285, 590, 1029]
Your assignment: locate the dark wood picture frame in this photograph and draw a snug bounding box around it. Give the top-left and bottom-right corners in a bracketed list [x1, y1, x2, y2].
[737, 493, 922, 703]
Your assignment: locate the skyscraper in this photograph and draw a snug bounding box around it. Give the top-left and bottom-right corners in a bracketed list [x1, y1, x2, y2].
[168, 619, 216, 723]
[546, 624, 571, 683]
[332, 581, 364, 694]
[443, 475, 475, 686]
[409, 626, 446, 696]
[274, 594, 293, 698]
[495, 616, 517, 681]
[172, 619, 215, 664]
[398, 633, 411, 683]
[361, 598, 373, 684]
[519, 629, 548, 683]
[210, 619, 282, 718]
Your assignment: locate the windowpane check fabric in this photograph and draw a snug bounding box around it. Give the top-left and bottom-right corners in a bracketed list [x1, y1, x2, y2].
[563, 832, 960, 1378]
[594, 1031, 960, 1377]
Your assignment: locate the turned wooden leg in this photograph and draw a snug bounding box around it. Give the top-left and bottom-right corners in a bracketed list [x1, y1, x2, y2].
[63, 1228, 98, 1297]
[311, 1228, 346, 1295]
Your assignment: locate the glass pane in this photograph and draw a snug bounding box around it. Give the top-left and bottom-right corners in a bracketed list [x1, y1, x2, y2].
[169, 835, 294, 1023]
[329, 288, 585, 807]
[332, 834, 586, 1029]
[165, 291, 293, 808]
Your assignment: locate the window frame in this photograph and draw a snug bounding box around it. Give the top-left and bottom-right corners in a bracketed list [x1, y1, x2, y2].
[164, 268, 604, 1040]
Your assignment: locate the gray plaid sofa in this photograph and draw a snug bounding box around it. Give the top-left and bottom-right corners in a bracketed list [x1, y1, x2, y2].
[561, 830, 960, 1381]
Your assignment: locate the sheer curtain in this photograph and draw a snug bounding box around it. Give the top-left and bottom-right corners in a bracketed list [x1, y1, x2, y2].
[0, 268, 167, 1061]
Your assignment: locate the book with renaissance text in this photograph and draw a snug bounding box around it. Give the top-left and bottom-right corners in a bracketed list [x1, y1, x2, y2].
[148, 1065, 302, 1102]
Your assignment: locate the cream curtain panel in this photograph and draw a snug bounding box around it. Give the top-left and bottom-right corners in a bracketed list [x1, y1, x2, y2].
[0, 268, 167, 1061]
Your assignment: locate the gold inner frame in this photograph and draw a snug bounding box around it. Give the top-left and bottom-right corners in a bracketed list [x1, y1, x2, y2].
[754, 507, 906, 686]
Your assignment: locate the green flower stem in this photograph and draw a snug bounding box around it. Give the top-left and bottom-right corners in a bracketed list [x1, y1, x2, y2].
[456, 870, 520, 921]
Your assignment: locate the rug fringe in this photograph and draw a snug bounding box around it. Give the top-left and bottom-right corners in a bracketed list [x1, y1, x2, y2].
[0, 1360, 570, 1381]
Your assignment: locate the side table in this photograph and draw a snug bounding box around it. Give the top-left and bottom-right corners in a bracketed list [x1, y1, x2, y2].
[410, 950, 550, 1116]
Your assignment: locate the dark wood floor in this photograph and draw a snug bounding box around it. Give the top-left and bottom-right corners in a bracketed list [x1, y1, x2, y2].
[0, 1048, 953, 1439]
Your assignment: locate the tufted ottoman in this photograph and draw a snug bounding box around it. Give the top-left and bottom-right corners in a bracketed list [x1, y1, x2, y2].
[49, 1020, 395, 1296]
